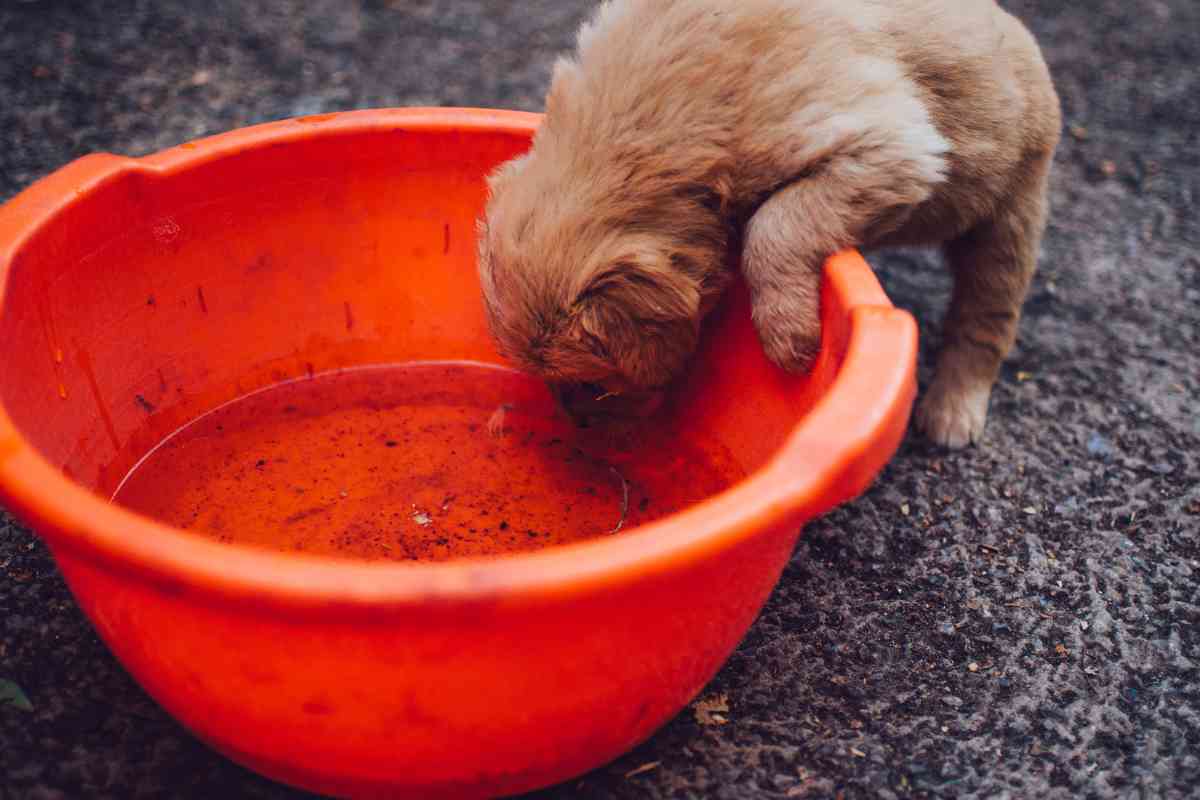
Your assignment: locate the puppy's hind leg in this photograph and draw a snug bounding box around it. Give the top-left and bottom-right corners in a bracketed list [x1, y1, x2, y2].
[915, 154, 1053, 448]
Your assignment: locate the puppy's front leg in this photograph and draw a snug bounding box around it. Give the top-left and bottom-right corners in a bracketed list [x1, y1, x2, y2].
[740, 180, 839, 371]
[742, 153, 939, 373]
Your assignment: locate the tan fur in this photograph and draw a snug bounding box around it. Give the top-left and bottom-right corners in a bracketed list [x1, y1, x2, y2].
[478, 0, 1062, 447]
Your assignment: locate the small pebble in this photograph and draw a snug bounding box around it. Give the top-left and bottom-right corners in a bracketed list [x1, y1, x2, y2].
[1087, 432, 1114, 459]
[1055, 497, 1080, 514]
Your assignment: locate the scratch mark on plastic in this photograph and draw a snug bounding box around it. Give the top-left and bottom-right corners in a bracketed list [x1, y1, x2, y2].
[35, 287, 67, 397]
[77, 348, 120, 451]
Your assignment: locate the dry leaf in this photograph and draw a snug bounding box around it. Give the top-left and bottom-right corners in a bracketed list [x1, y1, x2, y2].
[693, 693, 730, 726]
[0, 679, 33, 712]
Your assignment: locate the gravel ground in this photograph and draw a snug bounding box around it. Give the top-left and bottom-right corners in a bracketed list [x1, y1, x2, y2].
[2, 1, 1197, 798]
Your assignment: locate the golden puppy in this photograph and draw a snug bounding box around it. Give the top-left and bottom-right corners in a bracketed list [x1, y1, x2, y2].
[478, 0, 1061, 447]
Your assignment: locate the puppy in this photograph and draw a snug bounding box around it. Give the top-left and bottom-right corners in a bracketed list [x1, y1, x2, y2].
[478, 0, 1061, 447]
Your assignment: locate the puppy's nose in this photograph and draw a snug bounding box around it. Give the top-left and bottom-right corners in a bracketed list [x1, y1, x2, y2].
[549, 382, 665, 428]
[578, 382, 607, 401]
[551, 383, 599, 427]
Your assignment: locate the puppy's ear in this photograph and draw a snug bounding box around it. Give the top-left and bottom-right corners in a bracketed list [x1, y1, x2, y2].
[570, 256, 703, 388]
[485, 153, 530, 197]
[545, 57, 580, 120]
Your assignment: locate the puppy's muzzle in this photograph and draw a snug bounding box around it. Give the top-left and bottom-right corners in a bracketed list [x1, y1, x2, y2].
[551, 382, 665, 427]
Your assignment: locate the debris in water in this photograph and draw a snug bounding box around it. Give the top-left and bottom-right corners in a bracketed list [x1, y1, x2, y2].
[487, 403, 514, 438]
[610, 465, 629, 533]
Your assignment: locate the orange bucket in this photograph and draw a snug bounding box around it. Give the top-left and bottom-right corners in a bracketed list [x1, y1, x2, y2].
[0, 108, 916, 798]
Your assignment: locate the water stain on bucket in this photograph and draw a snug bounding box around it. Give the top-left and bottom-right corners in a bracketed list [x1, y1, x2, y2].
[112, 363, 743, 561]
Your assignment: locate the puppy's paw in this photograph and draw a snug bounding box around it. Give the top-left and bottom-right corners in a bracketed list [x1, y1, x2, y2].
[752, 307, 822, 375]
[915, 378, 991, 449]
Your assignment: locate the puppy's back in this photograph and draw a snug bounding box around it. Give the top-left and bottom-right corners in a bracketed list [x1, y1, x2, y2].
[547, 0, 1054, 215]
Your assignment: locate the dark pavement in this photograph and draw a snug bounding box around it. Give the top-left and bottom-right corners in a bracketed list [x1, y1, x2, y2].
[1, 1, 1197, 798]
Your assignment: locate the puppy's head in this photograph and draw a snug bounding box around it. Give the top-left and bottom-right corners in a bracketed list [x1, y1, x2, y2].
[478, 155, 702, 424]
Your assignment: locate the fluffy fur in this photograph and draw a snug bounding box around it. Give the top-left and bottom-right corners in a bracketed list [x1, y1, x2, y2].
[478, 0, 1061, 447]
